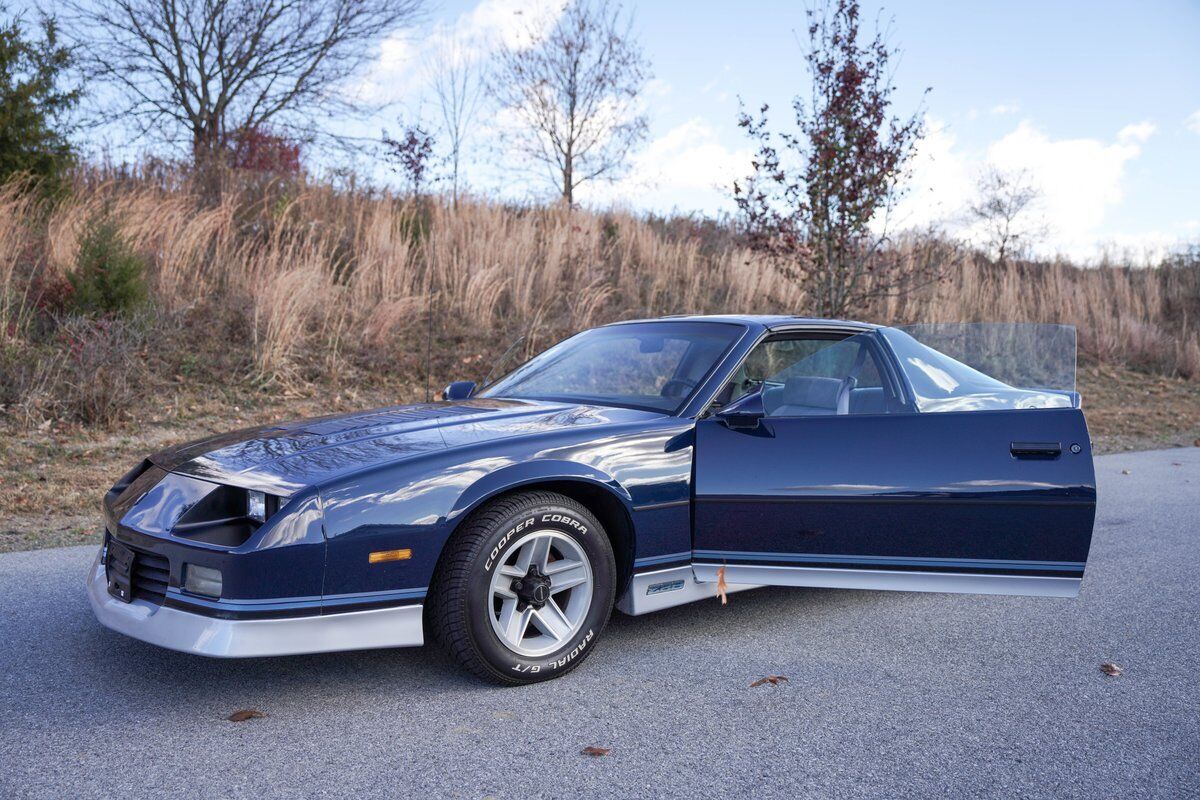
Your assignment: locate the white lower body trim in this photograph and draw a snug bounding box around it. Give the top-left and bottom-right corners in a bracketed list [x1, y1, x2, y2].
[616, 565, 760, 615]
[692, 563, 1081, 598]
[87, 553, 424, 658]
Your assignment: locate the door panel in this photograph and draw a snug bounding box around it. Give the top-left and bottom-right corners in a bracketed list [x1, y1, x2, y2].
[693, 408, 1096, 597]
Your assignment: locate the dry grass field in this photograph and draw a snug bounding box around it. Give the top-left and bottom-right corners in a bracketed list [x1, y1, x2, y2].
[1, 170, 1198, 551]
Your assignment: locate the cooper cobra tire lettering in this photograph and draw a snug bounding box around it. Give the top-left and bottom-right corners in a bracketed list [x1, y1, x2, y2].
[484, 517, 535, 570]
[540, 513, 587, 534]
[426, 491, 616, 686]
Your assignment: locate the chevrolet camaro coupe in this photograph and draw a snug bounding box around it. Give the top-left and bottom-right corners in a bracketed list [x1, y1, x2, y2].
[89, 316, 1097, 684]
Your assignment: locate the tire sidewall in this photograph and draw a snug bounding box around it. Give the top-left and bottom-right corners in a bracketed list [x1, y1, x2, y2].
[465, 501, 614, 681]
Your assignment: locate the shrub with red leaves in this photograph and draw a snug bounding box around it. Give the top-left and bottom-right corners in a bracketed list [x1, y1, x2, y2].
[30, 272, 75, 314]
[55, 315, 147, 425]
[225, 127, 302, 175]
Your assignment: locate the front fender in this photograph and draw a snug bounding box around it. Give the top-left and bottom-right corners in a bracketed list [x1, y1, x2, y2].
[318, 420, 694, 603]
[448, 459, 633, 524]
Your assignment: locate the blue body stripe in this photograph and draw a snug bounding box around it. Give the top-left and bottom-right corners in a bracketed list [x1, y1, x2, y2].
[634, 551, 692, 568]
[691, 550, 1086, 571]
[166, 586, 428, 612]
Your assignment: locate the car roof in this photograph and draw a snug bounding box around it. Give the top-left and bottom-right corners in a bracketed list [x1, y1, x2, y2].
[603, 314, 880, 332]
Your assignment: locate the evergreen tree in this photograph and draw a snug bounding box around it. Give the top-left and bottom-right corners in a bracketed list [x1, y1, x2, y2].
[0, 8, 78, 194]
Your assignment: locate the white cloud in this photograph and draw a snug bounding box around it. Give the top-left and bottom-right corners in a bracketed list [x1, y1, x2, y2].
[990, 104, 1020, 115]
[1186, 109, 1200, 135]
[900, 117, 1158, 260]
[578, 118, 752, 213]
[1117, 121, 1156, 143]
[896, 116, 975, 229]
[358, 0, 564, 104]
[455, 0, 563, 51]
[987, 120, 1153, 257]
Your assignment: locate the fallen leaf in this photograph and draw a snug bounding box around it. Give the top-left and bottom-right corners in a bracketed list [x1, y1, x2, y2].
[227, 709, 266, 722]
[716, 565, 728, 605]
[1100, 662, 1122, 677]
[580, 746, 611, 757]
[1121, 469, 1130, 475]
[1194, 439, 1200, 447]
[750, 675, 789, 687]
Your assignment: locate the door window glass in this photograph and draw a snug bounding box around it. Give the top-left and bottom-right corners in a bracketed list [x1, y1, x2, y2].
[881, 325, 1076, 412]
[725, 334, 889, 417]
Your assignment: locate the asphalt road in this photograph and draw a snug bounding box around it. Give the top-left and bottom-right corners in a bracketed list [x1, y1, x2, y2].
[2, 448, 1198, 799]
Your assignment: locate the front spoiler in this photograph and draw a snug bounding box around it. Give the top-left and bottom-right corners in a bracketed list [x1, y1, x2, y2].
[86, 552, 424, 658]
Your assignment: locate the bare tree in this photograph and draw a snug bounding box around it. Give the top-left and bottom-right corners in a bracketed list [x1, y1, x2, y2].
[734, 0, 931, 318]
[426, 35, 483, 205]
[491, 0, 650, 205]
[61, 0, 424, 163]
[968, 166, 1044, 265]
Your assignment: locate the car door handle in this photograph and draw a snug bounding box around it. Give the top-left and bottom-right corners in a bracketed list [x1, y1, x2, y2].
[1010, 441, 1061, 459]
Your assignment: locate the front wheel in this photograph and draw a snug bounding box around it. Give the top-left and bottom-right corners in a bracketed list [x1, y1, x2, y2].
[426, 491, 616, 684]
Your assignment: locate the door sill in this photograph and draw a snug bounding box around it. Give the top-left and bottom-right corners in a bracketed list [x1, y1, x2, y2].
[616, 565, 760, 615]
[691, 563, 1081, 598]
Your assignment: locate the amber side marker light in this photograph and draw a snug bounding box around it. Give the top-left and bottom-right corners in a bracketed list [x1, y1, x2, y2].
[369, 548, 412, 564]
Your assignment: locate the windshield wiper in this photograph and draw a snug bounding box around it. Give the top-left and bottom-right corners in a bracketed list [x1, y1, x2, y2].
[480, 335, 527, 391]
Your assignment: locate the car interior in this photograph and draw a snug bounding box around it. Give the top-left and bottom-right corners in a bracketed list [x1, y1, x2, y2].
[714, 334, 892, 416]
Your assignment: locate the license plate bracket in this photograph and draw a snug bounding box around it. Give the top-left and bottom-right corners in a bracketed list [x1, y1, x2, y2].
[106, 539, 135, 603]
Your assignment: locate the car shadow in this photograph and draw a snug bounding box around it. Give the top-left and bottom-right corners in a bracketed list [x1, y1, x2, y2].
[53, 581, 895, 722]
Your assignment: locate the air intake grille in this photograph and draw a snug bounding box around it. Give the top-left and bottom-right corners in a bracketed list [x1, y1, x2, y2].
[130, 547, 170, 605]
[106, 532, 170, 606]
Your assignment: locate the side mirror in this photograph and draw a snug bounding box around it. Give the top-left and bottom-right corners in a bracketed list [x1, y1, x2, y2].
[441, 381, 477, 401]
[715, 387, 766, 429]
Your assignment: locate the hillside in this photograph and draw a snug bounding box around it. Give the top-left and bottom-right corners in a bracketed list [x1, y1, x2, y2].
[1, 171, 1198, 550]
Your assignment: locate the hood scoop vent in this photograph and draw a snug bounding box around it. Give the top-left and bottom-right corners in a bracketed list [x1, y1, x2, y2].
[302, 404, 493, 435]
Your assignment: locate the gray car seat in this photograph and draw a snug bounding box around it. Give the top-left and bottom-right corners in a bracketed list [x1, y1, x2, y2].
[768, 376, 842, 416]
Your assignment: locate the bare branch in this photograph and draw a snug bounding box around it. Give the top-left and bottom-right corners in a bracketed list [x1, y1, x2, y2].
[967, 166, 1046, 265]
[60, 0, 425, 161]
[489, 0, 650, 205]
[426, 33, 484, 205]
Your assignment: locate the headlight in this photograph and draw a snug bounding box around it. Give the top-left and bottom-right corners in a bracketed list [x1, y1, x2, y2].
[247, 490, 267, 522]
[184, 564, 223, 598]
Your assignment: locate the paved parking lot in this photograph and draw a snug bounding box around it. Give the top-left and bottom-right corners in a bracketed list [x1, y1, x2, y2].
[1, 447, 1197, 799]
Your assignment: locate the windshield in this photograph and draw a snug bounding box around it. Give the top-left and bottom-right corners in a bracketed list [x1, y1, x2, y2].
[480, 322, 744, 413]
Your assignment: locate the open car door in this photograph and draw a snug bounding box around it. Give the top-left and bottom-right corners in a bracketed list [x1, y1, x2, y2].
[692, 323, 1096, 598]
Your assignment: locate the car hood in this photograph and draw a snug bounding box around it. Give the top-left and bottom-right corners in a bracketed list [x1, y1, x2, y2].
[149, 398, 664, 495]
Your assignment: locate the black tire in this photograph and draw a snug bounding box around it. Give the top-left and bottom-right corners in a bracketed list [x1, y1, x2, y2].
[426, 491, 615, 685]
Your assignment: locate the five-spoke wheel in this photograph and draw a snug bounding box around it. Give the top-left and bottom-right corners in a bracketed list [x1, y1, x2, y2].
[426, 491, 616, 684]
[488, 530, 594, 657]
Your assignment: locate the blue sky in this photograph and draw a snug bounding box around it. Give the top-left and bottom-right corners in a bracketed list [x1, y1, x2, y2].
[49, 0, 1200, 261]
[355, 0, 1199, 261]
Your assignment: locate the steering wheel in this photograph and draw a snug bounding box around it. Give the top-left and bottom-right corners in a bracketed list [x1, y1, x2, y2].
[660, 377, 699, 398]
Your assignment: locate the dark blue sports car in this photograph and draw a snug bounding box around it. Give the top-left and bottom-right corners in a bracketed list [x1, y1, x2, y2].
[89, 316, 1096, 683]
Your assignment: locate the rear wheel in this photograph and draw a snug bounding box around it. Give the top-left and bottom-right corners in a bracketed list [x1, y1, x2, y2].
[426, 491, 615, 684]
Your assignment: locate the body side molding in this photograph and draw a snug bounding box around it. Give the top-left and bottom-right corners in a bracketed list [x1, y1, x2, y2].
[691, 563, 1081, 598]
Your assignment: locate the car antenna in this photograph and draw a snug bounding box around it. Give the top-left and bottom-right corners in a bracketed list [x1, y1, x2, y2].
[424, 289, 436, 403]
[480, 334, 527, 390]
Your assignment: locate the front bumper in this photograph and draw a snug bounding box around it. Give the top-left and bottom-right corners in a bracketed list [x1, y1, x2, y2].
[87, 551, 424, 658]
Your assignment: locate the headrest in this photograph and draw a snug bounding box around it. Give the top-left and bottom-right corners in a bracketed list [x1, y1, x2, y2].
[781, 376, 841, 409]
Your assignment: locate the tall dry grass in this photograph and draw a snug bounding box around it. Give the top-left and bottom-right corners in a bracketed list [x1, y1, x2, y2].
[1, 170, 1197, 425]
